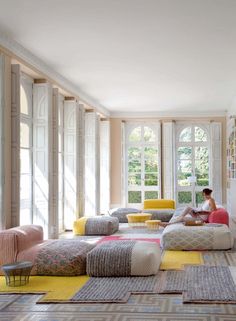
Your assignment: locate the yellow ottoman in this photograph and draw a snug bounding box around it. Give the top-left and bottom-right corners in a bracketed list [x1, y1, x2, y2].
[145, 220, 161, 230]
[126, 213, 152, 227]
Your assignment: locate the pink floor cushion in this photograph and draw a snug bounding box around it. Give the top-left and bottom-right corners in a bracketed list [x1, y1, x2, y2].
[208, 208, 229, 226]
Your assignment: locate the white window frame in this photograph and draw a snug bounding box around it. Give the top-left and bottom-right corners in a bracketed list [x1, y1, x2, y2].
[175, 122, 211, 208]
[125, 121, 161, 209]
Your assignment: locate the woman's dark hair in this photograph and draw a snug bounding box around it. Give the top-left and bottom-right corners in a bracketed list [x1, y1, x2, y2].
[202, 188, 212, 195]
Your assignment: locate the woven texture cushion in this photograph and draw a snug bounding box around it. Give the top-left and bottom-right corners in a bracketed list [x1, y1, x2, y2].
[73, 216, 119, 236]
[87, 240, 161, 276]
[34, 240, 95, 276]
[109, 208, 141, 223]
[161, 223, 234, 250]
[143, 209, 174, 222]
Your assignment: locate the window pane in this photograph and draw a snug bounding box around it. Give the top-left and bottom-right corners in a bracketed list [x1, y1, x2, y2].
[144, 126, 155, 142]
[145, 159, 158, 172]
[128, 147, 141, 159]
[179, 127, 191, 142]
[20, 148, 30, 174]
[195, 126, 207, 142]
[195, 170, 209, 187]
[145, 173, 158, 186]
[128, 174, 141, 186]
[20, 174, 31, 200]
[195, 145, 209, 186]
[20, 123, 30, 148]
[20, 208, 32, 226]
[178, 191, 192, 204]
[177, 160, 192, 186]
[128, 191, 141, 203]
[196, 192, 204, 206]
[145, 191, 158, 199]
[128, 160, 141, 173]
[178, 147, 192, 160]
[195, 146, 209, 160]
[20, 85, 29, 115]
[129, 127, 141, 142]
[144, 147, 158, 159]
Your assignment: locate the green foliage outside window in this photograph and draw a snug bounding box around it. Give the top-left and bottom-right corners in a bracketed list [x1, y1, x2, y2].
[128, 191, 141, 203]
[196, 192, 204, 206]
[145, 191, 158, 199]
[178, 191, 192, 204]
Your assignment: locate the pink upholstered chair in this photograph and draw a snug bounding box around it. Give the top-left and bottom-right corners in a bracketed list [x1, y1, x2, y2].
[0, 225, 47, 275]
[207, 208, 229, 226]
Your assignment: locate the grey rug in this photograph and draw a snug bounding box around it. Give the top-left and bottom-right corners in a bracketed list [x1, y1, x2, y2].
[225, 252, 236, 266]
[183, 266, 236, 303]
[72, 266, 236, 304]
[157, 270, 186, 293]
[72, 273, 162, 302]
[157, 266, 236, 304]
[202, 251, 229, 266]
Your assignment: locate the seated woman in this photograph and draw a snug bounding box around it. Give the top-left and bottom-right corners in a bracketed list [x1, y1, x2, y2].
[159, 188, 217, 227]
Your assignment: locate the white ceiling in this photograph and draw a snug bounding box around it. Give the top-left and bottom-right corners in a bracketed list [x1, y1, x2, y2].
[0, 0, 236, 116]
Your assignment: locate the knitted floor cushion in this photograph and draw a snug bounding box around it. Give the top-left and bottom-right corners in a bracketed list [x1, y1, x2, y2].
[161, 223, 234, 250]
[87, 240, 161, 276]
[73, 216, 119, 236]
[32, 240, 96, 276]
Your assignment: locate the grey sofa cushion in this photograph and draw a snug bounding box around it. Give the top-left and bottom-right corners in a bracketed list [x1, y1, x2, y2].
[143, 209, 174, 222]
[109, 208, 141, 223]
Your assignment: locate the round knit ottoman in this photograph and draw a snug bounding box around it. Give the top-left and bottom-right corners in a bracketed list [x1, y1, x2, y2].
[127, 213, 152, 227]
[87, 240, 161, 276]
[145, 220, 161, 230]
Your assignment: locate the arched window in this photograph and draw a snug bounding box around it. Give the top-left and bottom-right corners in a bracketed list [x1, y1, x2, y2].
[176, 124, 210, 207]
[126, 123, 160, 206]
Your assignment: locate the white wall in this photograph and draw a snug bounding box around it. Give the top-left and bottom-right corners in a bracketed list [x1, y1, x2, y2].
[226, 102, 236, 221]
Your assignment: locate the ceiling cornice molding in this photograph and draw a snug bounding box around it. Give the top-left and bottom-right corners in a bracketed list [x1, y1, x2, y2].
[0, 31, 110, 117]
[110, 110, 227, 119]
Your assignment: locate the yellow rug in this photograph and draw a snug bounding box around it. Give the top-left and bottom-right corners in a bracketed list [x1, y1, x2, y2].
[160, 251, 203, 270]
[0, 251, 203, 302]
[0, 275, 89, 302]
